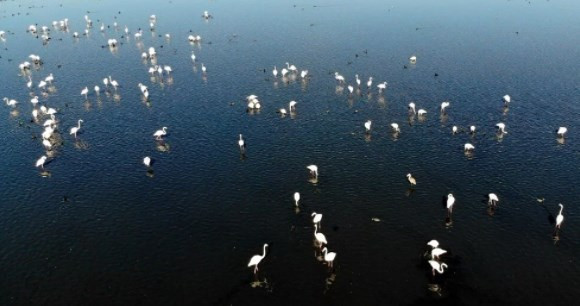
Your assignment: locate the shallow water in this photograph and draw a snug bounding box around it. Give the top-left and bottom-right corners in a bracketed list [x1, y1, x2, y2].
[0, 0, 579, 304]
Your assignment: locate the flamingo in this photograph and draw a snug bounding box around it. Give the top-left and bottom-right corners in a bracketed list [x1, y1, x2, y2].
[70, 119, 83, 138]
[355, 74, 361, 87]
[201, 63, 207, 74]
[293, 192, 300, 206]
[447, 194, 455, 214]
[391, 123, 400, 133]
[452, 126, 458, 134]
[488, 193, 499, 206]
[377, 82, 387, 92]
[431, 248, 447, 260]
[238, 134, 245, 152]
[496, 123, 507, 134]
[143, 156, 152, 167]
[4, 98, 18, 107]
[307, 165, 318, 178]
[408, 102, 416, 114]
[35, 155, 47, 169]
[285, 62, 297, 73]
[470, 126, 476, 134]
[417, 109, 427, 116]
[311, 212, 322, 225]
[300, 70, 308, 79]
[409, 55, 417, 63]
[406, 173, 416, 186]
[503, 95, 511, 104]
[153, 127, 168, 140]
[428, 260, 448, 276]
[427, 240, 439, 248]
[347, 85, 354, 94]
[288, 101, 297, 111]
[191, 51, 196, 62]
[441, 101, 450, 112]
[314, 224, 327, 246]
[247, 244, 268, 274]
[334, 72, 345, 83]
[81, 87, 89, 99]
[364, 120, 372, 133]
[322, 247, 337, 267]
[464, 143, 475, 151]
[555, 204, 564, 229]
[557, 127, 567, 137]
[366, 77, 373, 89]
[272, 66, 278, 78]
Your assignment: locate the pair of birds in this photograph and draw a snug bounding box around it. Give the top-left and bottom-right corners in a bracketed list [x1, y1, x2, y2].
[427, 240, 448, 276]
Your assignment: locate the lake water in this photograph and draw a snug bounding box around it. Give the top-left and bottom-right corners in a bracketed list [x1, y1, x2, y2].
[0, 0, 579, 304]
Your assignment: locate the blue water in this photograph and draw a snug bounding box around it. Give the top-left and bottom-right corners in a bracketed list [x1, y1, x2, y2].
[0, 0, 579, 304]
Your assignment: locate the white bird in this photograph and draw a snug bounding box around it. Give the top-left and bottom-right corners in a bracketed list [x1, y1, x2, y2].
[124, 26, 129, 35]
[191, 51, 196, 62]
[366, 77, 373, 89]
[557, 127, 567, 137]
[406, 173, 416, 186]
[427, 240, 439, 249]
[70, 119, 83, 138]
[307, 165, 318, 178]
[94, 85, 100, 95]
[322, 247, 337, 267]
[428, 260, 448, 275]
[503, 95, 511, 104]
[410, 55, 417, 63]
[103, 77, 109, 88]
[470, 126, 476, 134]
[285, 62, 297, 73]
[496, 123, 507, 134]
[391, 123, 400, 133]
[279, 108, 287, 115]
[364, 120, 372, 133]
[38, 80, 47, 90]
[272, 66, 278, 78]
[107, 39, 117, 47]
[4, 97, 18, 107]
[334, 72, 345, 83]
[347, 85, 354, 94]
[81, 87, 89, 99]
[452, 126, 458, 134]
[201, 63, 207, 74]
[355, 74, 361, 87]
[163, 65, 172, 74]
[418, 109, 427, 116]
[148, 47, 156, 58]
[35, 155, 47, 169]
[203, 11, 211, 19]
[555, 204, 564, 229]
[447, 193, 455, 214]
[238, 134, 245, 151]
[441, 101, 450, 112]
[288, 101, 297, 111]
[314, 224, 327, 246]
[431, 248, 447, 260]
[27, 77, 33, 89]
[408, 102, 416, 114]
[141, 52, 148, 60]
[464, 143, 475, 151]
[247, 244, 268, 274]
[109, 78, 119, 90]
[45, 73, 54, 84]
[293, 192, 300, 207]
[377, 82, 387, 92]
[143, 156, 152, 168]
[281, 68, 288, 77]
[153, 127, 168, 140]
[43, 139, 52, 150]
[311, 212, 322, 225]
[488, 193, 499, 206]
[300, 70, 308, 79]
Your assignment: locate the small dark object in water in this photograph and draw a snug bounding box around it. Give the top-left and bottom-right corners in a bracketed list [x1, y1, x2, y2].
[62, 196, 69, 202]
[403, 65, 407, 69]
[434, 73, 439, 77]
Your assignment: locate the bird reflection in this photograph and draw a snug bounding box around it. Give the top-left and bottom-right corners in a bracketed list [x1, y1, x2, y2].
[146, 169, 155, 178]
[364, 133, 372, 142]
[250, 277, 271, 290]
[405, 188, 415, 197]
[39, 170, 51, 177]
[323, 271, 337, 294]
[556, 137, 565, 145]
[74, 139, 89, 150]
[156, 142, 170, 152]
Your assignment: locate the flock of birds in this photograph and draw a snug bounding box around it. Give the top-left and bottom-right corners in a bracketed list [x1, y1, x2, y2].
[0, 5, 573, 289]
